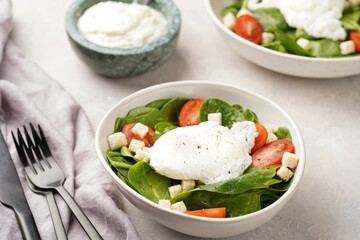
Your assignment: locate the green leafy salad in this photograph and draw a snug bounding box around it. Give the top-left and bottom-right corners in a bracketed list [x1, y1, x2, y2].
[222, 0, 360, 58]
[106, 97, 300, 218]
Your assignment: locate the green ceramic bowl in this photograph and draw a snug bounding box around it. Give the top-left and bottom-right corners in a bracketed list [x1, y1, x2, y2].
[65, 0, 181, 78]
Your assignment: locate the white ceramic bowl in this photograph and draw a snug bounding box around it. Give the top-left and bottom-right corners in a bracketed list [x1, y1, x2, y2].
[205, 0, 360, 79]
[95, 81, 305, 238]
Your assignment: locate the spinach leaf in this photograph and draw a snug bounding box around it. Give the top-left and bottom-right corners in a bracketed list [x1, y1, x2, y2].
[232, 104, 244, 113]
[127, 107, 154, 117]
[198, 166, 278, 194]
[117, 168, 130, 179]
[114, 117, 123, 133]
[199, 98, 245, 128]
[154, 122, 178, 135]
[275, 126, 292, 141]
[145, 99, 170, 109]
[341, 11, 360, 32]
[160, 97, 189, 124]
[152, 133, 161, 142]
[223, 191, 263, 217]
[107, 150, 136, 167]
[268, 177, 293, 192]
[128, 161, 171, 203]
[253, 8, 291, 33]
[118, 173, 138, 192]
[243, 109, 259, 123]
[254, 178, 282, 189]
[222, 1, 243, 17]
[273, 28, 313, 57]
[120, 146, 133, 158]
[262, 41, 287, 53]
[172, 189, 270, 217]
[308, 39, 341, 58]
[295, 29, 316, 40]
[117, 108, 165, 131]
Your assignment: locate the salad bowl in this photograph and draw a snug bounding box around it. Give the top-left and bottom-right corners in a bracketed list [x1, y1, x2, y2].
[95, 81, 305, 238]
[205, 0, 360, 79]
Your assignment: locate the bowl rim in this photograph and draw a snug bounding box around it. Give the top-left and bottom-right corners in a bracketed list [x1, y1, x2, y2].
[95, 80, 306, 223]
[204, 0, 360, 62]
[65, 0, 181, 55]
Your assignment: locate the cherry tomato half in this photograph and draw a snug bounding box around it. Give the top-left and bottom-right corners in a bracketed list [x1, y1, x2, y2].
[122, 123, 155, 147]
[350, 31, 360, 53]
[235, 14, 263, 44]
[186, 208, 226, 218]
[251, 123, 268, 154]
[251, 139, 295, 167]
[179, 99, 205, 127]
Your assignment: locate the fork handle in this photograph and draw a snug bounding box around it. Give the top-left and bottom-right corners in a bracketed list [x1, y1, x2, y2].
[55, 186, 102, 240]
[14, 208, 41, 240]
[44, 191, 68, 240]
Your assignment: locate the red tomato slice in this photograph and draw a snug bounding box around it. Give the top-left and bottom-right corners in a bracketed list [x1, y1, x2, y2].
[251, 139, 295, 167]
[251, 123, 268, 154]
[179, 99, 205, 127]
[235, 14, 263, 44]
[122, 123, 155, 147]
[185, 208, 226, 218]
[350, 31, 360, 52]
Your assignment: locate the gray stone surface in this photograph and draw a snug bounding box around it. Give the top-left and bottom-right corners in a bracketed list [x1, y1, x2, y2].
[11, 0, 360, 239]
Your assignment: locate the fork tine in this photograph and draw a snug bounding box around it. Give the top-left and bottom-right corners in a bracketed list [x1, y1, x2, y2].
[24, 125, 43, 162]
[11, 130, 30, 168]
[32, 124, 52, 157]
[21, 126, 43, 174]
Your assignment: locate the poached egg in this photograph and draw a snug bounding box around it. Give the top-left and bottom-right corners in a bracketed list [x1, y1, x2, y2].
[248, 0, 347, 41]
[149, 121, 258, 184]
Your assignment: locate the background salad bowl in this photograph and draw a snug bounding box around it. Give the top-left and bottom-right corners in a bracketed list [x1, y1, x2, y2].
[95, 81, 305, 238]
[205, 0, 360, 79]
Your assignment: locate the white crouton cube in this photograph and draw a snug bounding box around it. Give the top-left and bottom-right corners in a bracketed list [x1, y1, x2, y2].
[262, 32, 275, 44]
[168, 184, 182, 198]
[129, 139, 145, 153]
[181, 180, 195, 192]
[340, 40, 355, 55]
[132, 123, 149, 138]
[107, 132, 127, 150]
[236, 8, 253, 18]
[266, 133, 278, 144]
[222, 12, 236, 31]
[282, 152, 299, 168]
[158, 199, 171, 209]
[171, 201, 187, 213]
[208, 113, 222, 125]
[350, 0, 360, 6]
[263, 123, 276, 134]
[296, 38, 310, 51]
[142, 147, 150, 153]
[277, 166, 294, 182]
[134, 149, 151, 162]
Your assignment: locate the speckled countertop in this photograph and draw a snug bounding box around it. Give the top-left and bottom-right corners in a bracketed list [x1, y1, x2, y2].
[11, 0, 360, 239]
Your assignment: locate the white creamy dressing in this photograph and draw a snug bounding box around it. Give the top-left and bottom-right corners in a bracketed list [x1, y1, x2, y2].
[77, 1, 167, 48]
[149, 121, 258, 184]
[248, 0, 347, 41]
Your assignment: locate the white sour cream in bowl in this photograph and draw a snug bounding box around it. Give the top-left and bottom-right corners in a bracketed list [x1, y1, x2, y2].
[77, 1, 168, 48]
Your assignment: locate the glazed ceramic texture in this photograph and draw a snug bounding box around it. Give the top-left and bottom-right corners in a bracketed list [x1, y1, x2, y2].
[66, 0, 181, 77]
[205, 0, 360, 79]
[95, 81, 306, 238]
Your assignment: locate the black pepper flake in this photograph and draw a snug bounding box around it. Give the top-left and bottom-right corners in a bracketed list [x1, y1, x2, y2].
[197, 145, 201, 149]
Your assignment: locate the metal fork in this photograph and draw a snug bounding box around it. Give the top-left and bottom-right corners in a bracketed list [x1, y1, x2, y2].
[25, 175, 67, 240]
[12, 124, 102, 240]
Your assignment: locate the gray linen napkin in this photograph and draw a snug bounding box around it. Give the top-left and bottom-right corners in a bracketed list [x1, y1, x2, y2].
[0, 1, 140, 239]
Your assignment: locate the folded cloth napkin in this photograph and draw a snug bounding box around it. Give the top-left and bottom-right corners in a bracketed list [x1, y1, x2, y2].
[0, 1, 140, 239]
